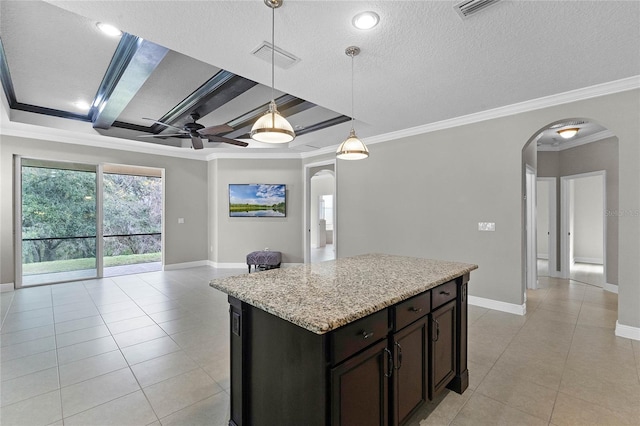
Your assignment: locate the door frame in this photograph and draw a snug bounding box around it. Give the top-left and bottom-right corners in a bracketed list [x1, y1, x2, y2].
[304, 159, 337, 263]
[525, 166, 537, 290]
[560, 170, 606, 284]
[536, 177, 557, 277]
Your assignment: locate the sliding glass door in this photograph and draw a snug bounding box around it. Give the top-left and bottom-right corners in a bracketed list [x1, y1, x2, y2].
[16, 158, 163, 287]
[20, 160, 98, 285]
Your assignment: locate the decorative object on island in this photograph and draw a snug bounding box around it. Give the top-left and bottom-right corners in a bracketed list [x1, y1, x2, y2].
[246, 250, 282, 273]
[250, 0, 295, 144]
[210, 254, 478, 425]
[336, 46, 369, 160]
[228, 184, 286, 217]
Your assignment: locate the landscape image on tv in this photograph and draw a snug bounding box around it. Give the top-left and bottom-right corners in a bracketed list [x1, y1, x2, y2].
[229, 184, 286, 217]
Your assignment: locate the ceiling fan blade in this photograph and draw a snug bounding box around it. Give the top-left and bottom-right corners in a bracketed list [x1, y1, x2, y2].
[138, 133, 185, 138]
[198, 124, 234, 135]
[142, 118, 184, 132]
[207, 135, 249, 147]
[191, 135, 204, 150]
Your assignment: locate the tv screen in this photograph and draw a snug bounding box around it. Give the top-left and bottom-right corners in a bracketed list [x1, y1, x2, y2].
[229, 184, 286, 217]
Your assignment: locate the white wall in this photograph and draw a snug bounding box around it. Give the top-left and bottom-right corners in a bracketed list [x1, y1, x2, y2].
[0, 135, 210, 285]
[537, 180, 550, 258]
[208, 158, 303, 265]
[573, 175, 604, 263]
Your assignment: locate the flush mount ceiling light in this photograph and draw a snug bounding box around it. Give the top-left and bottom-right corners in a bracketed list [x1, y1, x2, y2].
[352, 11, 380, 30]
[337, 46, 369, 161]
[250, 0, 295, 144]
[557, 127, 579, 139]
[96, 22, 122, 37]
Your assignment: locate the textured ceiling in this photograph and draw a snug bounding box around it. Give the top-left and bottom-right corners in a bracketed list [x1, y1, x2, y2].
[1, 0, 639, 157]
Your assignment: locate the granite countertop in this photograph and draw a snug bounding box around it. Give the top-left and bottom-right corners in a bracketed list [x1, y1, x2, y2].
[209, 253, 478, 335]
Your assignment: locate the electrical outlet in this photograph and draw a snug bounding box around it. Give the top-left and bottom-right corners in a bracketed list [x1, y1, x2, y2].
[478, 222, 495, 231]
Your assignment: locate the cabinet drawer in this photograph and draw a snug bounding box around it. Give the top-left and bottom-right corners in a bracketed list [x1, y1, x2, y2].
[394, 291, 430, 331]
[431, 280, 457, 309]
[330, 308, 389, 365]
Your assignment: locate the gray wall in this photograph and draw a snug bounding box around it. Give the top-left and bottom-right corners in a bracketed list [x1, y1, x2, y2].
[208, 158, 303, 264]
[538, 136, 618, 284]
[0, 135, 210, 285]
[336, 89, 639, 326]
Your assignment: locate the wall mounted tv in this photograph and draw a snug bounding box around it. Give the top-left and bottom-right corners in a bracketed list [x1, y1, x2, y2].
[229, 184, 286, 217]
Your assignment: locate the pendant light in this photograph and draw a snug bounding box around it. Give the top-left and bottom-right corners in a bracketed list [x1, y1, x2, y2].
[250, 0, 295, 144]
[336, 46, 369, 160]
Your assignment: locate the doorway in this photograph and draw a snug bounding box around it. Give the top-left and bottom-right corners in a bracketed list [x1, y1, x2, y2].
[525, 166, 538, 290]
[560, 171, 606, 287]
[304, 160, 337, 263]
[15, 157, 163, 287]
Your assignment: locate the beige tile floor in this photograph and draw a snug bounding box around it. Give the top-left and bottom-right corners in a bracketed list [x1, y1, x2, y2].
[1, 268, 638, 425]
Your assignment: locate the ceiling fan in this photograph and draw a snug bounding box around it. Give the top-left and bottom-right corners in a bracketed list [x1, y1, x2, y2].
[138, 112, 249, 150]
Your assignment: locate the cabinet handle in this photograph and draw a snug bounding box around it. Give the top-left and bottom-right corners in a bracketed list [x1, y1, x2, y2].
[440, 291, 451, 296]
[360, 330, 374, 340]
[408, 307, 422, 313]
[384, 348, 394, 378]
[395, 342, 403, 370]
[432, 319, 440, 342]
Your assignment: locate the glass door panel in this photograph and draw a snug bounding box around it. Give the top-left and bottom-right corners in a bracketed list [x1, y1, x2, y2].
[21, 164, 97, 285]
[103, 172, 162, 277]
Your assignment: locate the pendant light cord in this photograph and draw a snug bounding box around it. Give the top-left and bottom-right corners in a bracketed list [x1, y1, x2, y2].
[271, 5, 275, 102]
[350, 53, 355, 132]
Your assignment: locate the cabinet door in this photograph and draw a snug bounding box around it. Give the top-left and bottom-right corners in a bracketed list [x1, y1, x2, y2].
[393, 317, 429, 426]
[430, 300, 456, 398]
[331, 339, 390, 426]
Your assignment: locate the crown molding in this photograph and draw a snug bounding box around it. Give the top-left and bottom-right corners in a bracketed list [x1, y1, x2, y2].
[358, 75, 640, 149]
[537, 130, 616, 152]
[206, 151, 302, 161]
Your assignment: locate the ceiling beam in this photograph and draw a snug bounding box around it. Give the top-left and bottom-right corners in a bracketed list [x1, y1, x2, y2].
[155, 71, 259, 130]
[92, 34, 169, 129]
[295, 115, 352, 137]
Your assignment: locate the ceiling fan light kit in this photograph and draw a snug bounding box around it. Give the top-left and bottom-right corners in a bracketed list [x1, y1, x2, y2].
[250, 0, 296, 144]
[337, 46, 369, 160]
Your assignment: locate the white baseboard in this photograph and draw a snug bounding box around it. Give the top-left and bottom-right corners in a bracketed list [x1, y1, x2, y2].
[0, 283, 14, 292]
[468, 295, 526, 316]
[615, 321, 640, 341]
[574, 257, 604, 265]
[604, 283, 618, 294]
[537, 254, 549, 260]
[163, 260, 212, 271]
[211, 262, 247, 269]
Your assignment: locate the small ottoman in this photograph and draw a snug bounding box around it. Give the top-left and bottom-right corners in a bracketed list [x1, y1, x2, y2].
[246, 251, 282, 273]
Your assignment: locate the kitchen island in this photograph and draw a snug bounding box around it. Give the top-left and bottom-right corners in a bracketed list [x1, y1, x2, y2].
[210, 253, 477, 426]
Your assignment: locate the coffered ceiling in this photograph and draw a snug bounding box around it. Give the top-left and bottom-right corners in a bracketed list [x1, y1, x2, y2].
[1, 1, 638, 158]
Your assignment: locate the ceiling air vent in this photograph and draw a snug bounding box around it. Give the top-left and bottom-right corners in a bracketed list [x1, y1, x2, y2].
[251, 42, 300, 69]
[454, 0, 501, 19]
[548, 120, 587, 129]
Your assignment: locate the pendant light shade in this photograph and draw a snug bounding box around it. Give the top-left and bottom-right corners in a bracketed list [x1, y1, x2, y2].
[336, 129, 369, 160]
[250, 0, 295, 144]
[337, 46, 368, 160]
[251, 100, 295, 143]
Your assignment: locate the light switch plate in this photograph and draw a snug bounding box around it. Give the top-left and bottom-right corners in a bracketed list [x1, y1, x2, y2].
[478, 222, 495, 231]
[178, 218, 185, 224]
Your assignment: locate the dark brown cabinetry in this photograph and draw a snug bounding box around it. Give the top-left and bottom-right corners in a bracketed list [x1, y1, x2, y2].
[227, 274, 470, 426]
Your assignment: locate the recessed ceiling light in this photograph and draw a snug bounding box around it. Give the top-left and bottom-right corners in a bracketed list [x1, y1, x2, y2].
[96, 22, 122, 37]
[352, 11, 379, 30]
[73, 100, 91, 111]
